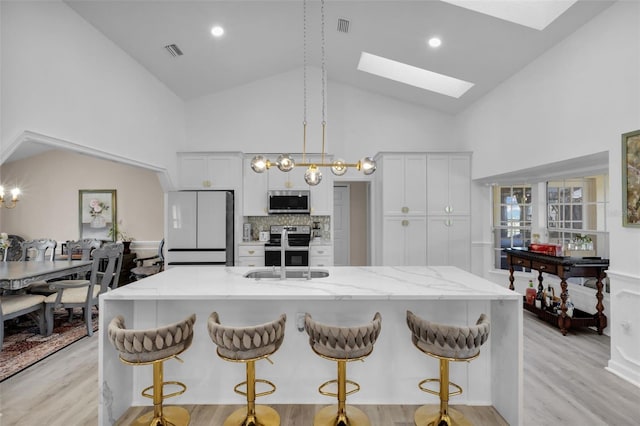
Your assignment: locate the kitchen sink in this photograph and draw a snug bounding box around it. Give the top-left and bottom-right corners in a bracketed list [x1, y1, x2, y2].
[244, 268, 329, 280]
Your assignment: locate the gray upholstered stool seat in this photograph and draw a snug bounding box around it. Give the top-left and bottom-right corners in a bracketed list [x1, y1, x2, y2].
[304, 313, 382, 426]
[108, 314, 196, 426]
[207, 312, 286, 426]
[406, 311, 490, 426]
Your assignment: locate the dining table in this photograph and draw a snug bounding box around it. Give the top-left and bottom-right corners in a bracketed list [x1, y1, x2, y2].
[0, 260, 93, 291]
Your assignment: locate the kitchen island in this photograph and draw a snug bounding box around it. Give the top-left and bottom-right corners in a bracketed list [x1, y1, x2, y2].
[99, 266, 522, 425]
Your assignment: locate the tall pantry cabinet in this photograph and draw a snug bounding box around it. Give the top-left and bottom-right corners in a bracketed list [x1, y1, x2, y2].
[377, 154, 428, 266]
[375, 152, 471, 270]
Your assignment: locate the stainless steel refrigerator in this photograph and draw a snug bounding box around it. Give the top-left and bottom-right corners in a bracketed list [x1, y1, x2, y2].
[166, 190, 234, 266]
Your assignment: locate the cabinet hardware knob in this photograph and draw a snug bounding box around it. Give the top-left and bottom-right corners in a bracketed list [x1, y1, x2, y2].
[318, 250, 324, 254]
[402, 207, 409, 213]
[203, 180, 212, 188]
[402, 220, 409, 227]
[248, 250, 255, 254]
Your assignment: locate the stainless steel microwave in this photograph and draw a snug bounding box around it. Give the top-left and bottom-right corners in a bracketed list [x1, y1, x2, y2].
[268, 190, 310, 214]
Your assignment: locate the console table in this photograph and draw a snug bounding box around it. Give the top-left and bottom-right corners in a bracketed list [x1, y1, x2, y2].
[506, 248, 609, 335]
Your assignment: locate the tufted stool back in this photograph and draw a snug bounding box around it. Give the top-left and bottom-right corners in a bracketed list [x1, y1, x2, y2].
[108, 314, 196, 364]
[207, 312, 286, 361]
[406, 310, 490, 360]
[305, 312, 382, 360]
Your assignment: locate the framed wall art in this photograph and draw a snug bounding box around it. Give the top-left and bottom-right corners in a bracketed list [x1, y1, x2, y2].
[79, 189, 117, 240]
[622, 130, 640, 227]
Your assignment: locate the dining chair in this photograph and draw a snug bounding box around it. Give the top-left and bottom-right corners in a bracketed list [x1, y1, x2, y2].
[1, 293, 46, 352]
[29, 239, 102, 298]
[130, 239, 165, 281]
[19, 239, 56, 261]
[44, 243, 123, 337]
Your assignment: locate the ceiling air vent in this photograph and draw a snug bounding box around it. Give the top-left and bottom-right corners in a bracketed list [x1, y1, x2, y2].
[164, 44, 184, 57]
[337, 18, 350, 33]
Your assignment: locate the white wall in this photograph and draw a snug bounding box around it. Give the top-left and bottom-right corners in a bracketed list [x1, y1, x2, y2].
[457, 0, 640, 275]
[186, 66, 457, 158]
[456, 0, 640, 386]
[0, 1, 185, 183]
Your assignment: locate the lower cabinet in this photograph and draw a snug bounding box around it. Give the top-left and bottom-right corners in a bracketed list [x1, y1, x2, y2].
[309, 243, 333, 267]
[237, 243, 265, 267]
[382, 216, 427, 266]
[427, 216, 471, 271]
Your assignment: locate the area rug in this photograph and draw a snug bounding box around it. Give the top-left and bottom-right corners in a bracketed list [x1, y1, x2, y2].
[0, 307, 98, 382]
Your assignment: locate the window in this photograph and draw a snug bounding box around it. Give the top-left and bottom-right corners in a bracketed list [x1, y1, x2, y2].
[547, 176, 609, 258]
[491, 176, 609, 273]
[493, 185, 532, 270]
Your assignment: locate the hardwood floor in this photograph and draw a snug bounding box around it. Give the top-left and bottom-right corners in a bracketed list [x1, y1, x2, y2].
[1, 312, 638, 425]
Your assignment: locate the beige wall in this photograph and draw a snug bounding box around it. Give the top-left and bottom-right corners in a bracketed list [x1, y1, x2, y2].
[349, 182, 368, 266]
[0, 150, 164, 244]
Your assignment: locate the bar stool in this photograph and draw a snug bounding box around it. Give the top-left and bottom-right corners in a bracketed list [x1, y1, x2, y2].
[207, 312, 287, 426]
[406, 310, 490, 426]
[107, 314, 196, 426]
[304, 312, 382, 426]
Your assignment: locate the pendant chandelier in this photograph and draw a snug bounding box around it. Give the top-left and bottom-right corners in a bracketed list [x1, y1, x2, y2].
[250, 0, 376, 186]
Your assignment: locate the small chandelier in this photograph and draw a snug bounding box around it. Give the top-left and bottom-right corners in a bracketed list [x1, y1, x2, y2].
[250, 0, 376, 186]
[0, 185, 20, 209]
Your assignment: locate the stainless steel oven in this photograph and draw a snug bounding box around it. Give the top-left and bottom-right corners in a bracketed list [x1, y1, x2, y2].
[264, 248, 309, 267]
[264, 225, 310, 267]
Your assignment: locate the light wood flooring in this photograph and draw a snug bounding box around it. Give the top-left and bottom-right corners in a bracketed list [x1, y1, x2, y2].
[1, 311, 639, 425]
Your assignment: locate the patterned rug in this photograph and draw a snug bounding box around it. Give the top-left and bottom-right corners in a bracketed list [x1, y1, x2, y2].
[0, 307, 98, 382]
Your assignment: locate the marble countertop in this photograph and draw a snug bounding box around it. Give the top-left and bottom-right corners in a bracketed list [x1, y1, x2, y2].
[104, 266, 518, 301]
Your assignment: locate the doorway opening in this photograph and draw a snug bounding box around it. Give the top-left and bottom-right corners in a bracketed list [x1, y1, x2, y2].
[333, 182, 370, 266]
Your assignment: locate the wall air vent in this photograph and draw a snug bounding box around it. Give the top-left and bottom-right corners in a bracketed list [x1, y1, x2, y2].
[164, 44, 184, 57]
[337, 18, 350, 33]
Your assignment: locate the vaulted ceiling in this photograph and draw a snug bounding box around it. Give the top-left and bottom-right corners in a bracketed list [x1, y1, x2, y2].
[65, 0, 614, 114]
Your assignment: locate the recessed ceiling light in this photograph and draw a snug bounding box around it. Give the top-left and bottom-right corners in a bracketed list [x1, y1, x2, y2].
[357, 52, 474, 99]
[211, 26, 224, 37]
[428, 37, 442, 48]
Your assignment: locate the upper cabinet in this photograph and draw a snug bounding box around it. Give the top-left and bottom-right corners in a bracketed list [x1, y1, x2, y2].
[426, 153, 471, 216]
[242, 157, 268, 216]
[178, 153, 242, 190]
[379, 154, 427, 216]
[242, 154, 333, 216]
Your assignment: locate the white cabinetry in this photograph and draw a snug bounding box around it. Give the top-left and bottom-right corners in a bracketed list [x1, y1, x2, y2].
[427, 154, 470, 216]
[237, 243, 265, 267]
[381, 154, 427, 215]
[375, 152, 471, 269]
[382, 216, 427, 266]
[267, 166, 307, 191]
[309, 243, 333, 267]
[178, 153, 242, 190]
[377, 153, 428, 266]
[427, 216, 470, 270]
[243, 157, 268, 216]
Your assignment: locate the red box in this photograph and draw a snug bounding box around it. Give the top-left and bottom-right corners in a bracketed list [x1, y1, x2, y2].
[529, 243, 562, 256]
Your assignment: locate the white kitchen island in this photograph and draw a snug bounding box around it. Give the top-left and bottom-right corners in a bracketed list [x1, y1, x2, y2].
[99, 266, 522, 425]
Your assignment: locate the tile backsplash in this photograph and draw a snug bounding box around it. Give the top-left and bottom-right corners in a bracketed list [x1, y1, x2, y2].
[244, 215, 331, 241]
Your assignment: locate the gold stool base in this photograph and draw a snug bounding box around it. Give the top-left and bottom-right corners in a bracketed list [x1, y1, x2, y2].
[414, 404, 471, 426]
[132, 405, 191, 426]
[223, 405, 280, 426]
[313, 405, 370, 426]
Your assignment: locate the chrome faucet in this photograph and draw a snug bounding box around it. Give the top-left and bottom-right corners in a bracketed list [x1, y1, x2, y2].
[280, 228, 289, 279]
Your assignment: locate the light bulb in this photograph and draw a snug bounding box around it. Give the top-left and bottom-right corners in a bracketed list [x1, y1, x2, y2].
[250, 155, 269, 173]
[359, 157, 377, 175]
[331, 159, 348, 176]
[304, 165, 322, 186]
[10, 187, 20, 201]
[276, 154, 295, 172]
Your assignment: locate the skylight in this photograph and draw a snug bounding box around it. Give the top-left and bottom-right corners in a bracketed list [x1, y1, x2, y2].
[440, 0, 578, 31]
[357, 52, 474, 99]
